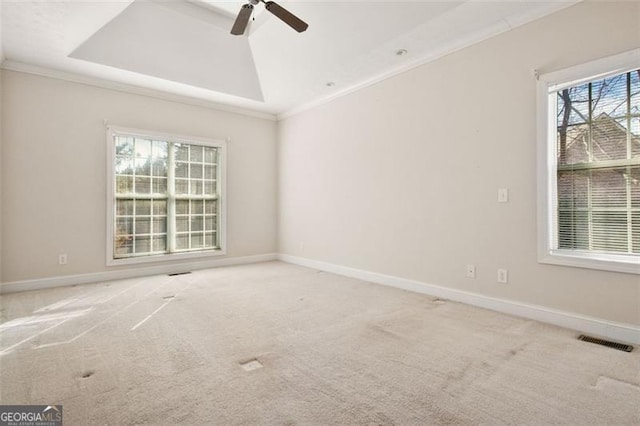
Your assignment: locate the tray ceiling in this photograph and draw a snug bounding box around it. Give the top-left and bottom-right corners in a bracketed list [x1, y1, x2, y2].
[0, 1, 579, 117]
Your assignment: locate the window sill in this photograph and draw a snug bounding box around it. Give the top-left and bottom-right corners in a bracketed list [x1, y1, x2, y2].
[107, 248, 227, 267]
[539, 250, 640, 275]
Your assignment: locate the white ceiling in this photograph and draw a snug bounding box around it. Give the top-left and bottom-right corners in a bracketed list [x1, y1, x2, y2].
[0, 0, 579, 117]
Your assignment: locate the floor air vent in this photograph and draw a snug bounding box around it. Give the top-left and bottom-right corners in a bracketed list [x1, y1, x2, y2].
[578, 335, 633, 352]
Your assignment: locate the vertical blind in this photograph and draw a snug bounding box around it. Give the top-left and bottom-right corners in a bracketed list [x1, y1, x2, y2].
[555, 69, 640, 255]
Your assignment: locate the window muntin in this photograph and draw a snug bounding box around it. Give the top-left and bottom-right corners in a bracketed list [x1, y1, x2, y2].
[554, 70, 640, 256]
[109, 128, 225, 263]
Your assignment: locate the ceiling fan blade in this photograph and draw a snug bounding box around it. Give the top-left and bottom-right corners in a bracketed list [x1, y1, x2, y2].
[264, 1, 308, 33]
[231, 4, 254, 35]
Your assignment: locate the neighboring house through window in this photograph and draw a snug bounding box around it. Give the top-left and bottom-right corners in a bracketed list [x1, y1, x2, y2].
[537, 49, 640, 274]
[106, 126, 227, 265]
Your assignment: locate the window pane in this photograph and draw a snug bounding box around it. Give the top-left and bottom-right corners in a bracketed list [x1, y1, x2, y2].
[633, 211, 640, 254]
[190, 145, 203, 162]
[190, 164, 203, 179]
[557, 86, 589, 127]
[152, 141, 168, 158]
[192, 200, 203, 214]
[558, 124, 589, 165]
[631, 117, 640, 158]
[116, 176, 133, 193]
[175, 179, 188, 195]
[204, 147, 217, 163]
[176, 162, 188, 178]
[136, 200, 151, 215]
[153, 200, 167, 215]
[204, 181, 215, 195]
[135, 177, 151, 194]
[205, 232, 216, 248]
[176, 216, 189, 232]
[205, 215, 216, 231]
[592, 211, 628, 253]
[190, 181, 202, 195]
[115, 235, 133, 255]
[176, 234, 189, 250]
[204, 165, 215, 179]
[152, 159, 167, 177]
[116, 157, 133, 175]
[591, 116, 628, 161]
[558, 211, 588, 250]
[176, 200, 189, 215]
[116, 199, 134, 216]
[591, 168, 628, 209]
[204, 200, 216, 215]
[153, 235, 167, 252]
[558, 170, 588, 210]
[135, 158, 151, 176]
[191, 216, 203, 232]
[153, 178, 167, 195]
[116, 136, 134, 156]
[135, 217, 151, 235]
[153, 218, 167, 233]
[116, 217, 133, 235]
[592, 74, 628, 118]
[631, 167, 640, 208]
[631, 70, 639, 114]
[134, 236, 151, 253]
[175, 144, 188, 161]
[192, 233, 204, 248]
[135, 138, 152, 158]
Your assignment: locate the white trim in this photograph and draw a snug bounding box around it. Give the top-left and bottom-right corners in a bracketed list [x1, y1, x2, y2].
[279, 254, 640, 345]
[536, 49, 640, 275]
[106, 125, 228, 266]
[278, 1, 579, 120]
[0, 253, 278, 294]
[539, 48, 640, 89]
[0, 60, 277, 122]
[0, 1, 576, 123]
[3, 253, 638, 344]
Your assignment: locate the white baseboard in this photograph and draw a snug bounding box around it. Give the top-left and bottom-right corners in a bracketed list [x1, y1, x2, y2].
[3, 252, 638, 345]
[279, 254, 640, 345]
[0, 253, 278, 294]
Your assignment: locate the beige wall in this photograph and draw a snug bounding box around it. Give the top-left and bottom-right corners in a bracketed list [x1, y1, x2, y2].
[0, 68, 3, 283]
[1, 71, 277, 282]
[278, 1, 640, 325]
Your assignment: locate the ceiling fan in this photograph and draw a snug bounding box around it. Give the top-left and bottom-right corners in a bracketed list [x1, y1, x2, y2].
[231, 0, 308, 36]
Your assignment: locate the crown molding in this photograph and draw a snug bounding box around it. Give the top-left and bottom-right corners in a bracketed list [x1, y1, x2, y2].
[0, 60, 277, 122]
[277, 1, 581, 121]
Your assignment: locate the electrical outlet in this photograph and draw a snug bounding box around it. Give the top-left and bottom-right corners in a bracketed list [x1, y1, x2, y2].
[497, 268, 508, 283]
[466, 264, 476, 278]
[58, 254, 68, 265]
[498, 188, 509, 203]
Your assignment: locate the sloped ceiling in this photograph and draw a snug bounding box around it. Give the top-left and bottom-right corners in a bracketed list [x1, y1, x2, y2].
[0, 0, 580, 117]
[70, 1, 263, 101]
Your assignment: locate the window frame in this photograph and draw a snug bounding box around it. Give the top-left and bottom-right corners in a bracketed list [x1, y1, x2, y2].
[536, 48, 640, 274]
[106, 125, 227, 266]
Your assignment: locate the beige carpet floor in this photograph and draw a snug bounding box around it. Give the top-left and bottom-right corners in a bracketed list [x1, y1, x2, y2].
[0, 261, 638, 425]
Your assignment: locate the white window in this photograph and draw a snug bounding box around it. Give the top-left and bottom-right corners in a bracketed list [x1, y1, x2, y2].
[106, 126, 227, 265]
[537, 49, 640, 274]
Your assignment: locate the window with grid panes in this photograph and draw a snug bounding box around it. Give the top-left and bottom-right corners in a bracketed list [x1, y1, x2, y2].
[109, 128, 225, 263]
[537, 52, 640, 273]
